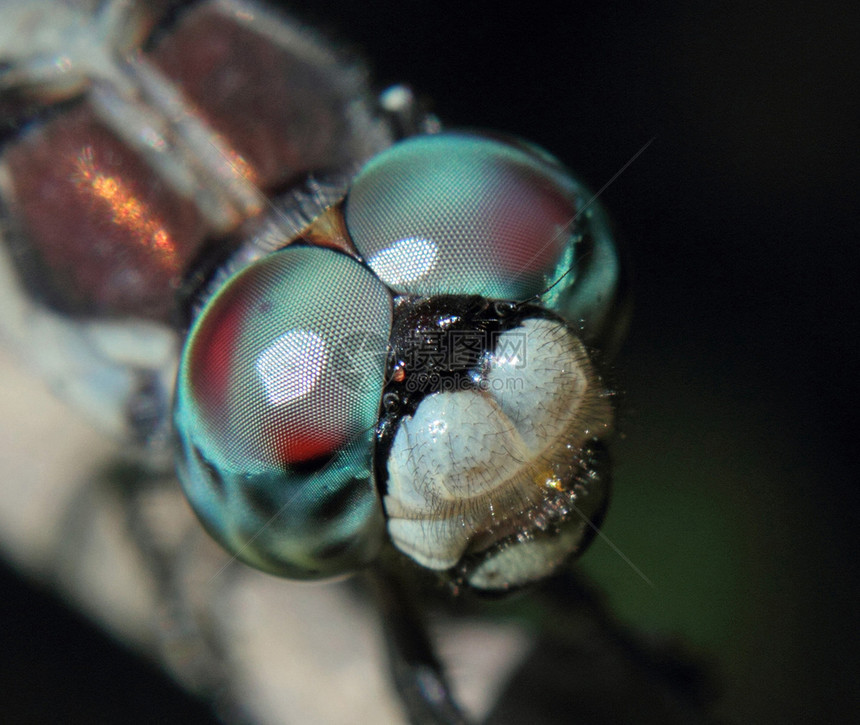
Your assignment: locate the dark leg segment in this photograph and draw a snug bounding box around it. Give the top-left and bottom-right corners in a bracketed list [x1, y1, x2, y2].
[364, 566, 471, 725]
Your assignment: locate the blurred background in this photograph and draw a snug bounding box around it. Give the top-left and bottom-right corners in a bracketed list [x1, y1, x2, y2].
[2, 0, 857, 722]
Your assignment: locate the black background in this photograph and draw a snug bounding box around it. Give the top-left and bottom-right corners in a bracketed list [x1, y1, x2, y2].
[2, 0, 857, 722]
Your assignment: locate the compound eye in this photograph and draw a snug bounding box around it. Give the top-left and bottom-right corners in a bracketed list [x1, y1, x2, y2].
[174, 247, 392, 578]
[181, 247, 391, 469]
[344, 132, 580, 301]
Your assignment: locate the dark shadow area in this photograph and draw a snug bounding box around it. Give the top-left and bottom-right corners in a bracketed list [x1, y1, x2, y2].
[0, 562, 217, 724]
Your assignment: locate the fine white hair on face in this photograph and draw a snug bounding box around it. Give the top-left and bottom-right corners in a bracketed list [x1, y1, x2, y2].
[384, 317, 611, 579]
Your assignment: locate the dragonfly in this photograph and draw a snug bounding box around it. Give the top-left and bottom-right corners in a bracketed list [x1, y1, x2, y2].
[0, 1, 630, 722]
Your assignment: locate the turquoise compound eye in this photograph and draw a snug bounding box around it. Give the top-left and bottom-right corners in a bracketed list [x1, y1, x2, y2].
[346, 133, 578, 299]
[344, 133, 576, 301]
[174, 247, 391, 578]
[344, 132, 621, 347]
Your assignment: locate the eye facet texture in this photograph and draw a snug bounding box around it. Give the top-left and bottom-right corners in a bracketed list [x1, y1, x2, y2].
[174, 247, 392, 578]
[346, 133, 576, 300]
[345, 132, 621, 350]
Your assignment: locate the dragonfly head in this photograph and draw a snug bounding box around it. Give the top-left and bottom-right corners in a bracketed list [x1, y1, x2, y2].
[174, 132, 622, 590]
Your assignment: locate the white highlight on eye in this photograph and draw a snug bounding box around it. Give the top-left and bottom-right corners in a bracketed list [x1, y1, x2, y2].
[367, 236, 438, 285]
[256, 330, 327, 405]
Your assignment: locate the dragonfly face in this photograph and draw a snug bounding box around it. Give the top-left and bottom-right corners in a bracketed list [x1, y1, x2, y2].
[174, 132, 619, 590]
[1, 0, 622, 595]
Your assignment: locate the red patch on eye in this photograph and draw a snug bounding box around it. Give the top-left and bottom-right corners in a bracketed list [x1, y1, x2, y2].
[269, 424, 350, 466]
[186, 282, 249, 419]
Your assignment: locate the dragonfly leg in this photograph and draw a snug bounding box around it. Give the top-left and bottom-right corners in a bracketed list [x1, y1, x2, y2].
[364, 566, 472, 725]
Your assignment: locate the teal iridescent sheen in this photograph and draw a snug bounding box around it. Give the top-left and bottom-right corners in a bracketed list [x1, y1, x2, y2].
[173, 247, 392, 578]
[344, 132, 620, 348]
